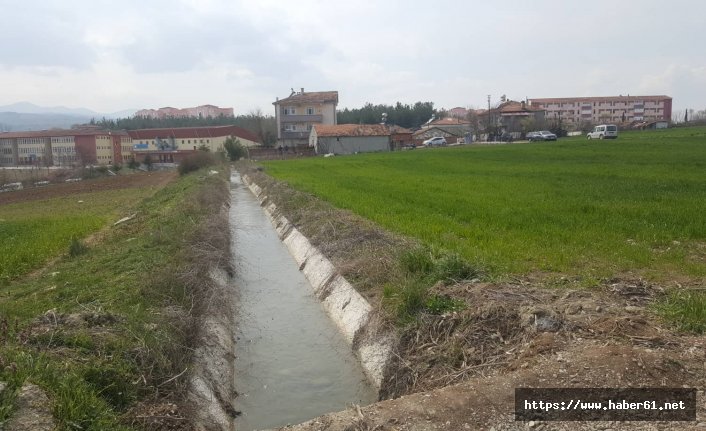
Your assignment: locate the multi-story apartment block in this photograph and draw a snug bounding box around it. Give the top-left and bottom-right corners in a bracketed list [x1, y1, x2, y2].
[0, 129, 128, 167]
[273, 89, 338, 147]
[528, 95, 672, 126]
[135, 105, 234, 119]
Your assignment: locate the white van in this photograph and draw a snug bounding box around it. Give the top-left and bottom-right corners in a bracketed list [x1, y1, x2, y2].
[587, 124, 618, 140]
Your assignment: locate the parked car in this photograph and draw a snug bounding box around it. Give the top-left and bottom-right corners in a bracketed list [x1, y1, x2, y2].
[500, 132, 514, 142]
[423, 137, 447, 147]
[527, 130, 557, 141]
[587, 124, 618, 139]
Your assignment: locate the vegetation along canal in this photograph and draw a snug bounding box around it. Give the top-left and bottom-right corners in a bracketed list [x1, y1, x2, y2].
[229, 173, 376, 430]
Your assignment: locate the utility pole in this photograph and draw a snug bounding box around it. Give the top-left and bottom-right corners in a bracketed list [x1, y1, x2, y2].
[487, 95, 492, 141]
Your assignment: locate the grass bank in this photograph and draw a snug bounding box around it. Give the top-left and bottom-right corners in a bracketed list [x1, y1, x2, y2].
[262, 127, 706, 281]
[0, 168, 230, 429]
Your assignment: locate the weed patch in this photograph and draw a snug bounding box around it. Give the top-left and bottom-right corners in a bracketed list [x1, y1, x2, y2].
[656, 290, 706, 333]
[68, 237, 89, 257]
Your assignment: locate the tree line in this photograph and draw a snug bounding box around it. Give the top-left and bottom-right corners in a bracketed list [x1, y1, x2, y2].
[336, 101, 438, 129]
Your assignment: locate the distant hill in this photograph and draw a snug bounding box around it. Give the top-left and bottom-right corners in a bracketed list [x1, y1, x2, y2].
[0, 102, 137, 132]
[0, 112, 92, 132]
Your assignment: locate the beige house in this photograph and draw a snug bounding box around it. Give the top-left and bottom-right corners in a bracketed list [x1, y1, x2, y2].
[274, 89, 338, 147]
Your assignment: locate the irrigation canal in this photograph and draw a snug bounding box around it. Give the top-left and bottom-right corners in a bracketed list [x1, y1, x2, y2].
[229, 174, 376, 430]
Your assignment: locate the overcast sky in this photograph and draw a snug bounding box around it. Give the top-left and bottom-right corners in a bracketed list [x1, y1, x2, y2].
[0, 0, 704, 116]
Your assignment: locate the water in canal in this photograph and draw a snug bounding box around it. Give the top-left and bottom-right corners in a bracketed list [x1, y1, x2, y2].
[230, 174, 377, 430]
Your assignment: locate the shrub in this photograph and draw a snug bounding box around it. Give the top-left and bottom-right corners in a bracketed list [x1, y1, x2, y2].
[68, 237, 88, 257]
[224, 136, 246, 161]
[178, 151, 217, 176]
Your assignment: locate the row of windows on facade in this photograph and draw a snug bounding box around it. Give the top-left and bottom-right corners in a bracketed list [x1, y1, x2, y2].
[283, 124, 313, 131]
[52, 147, 75, 153]
[544, 101, 662, 108]
[137, 139, 211, 145]
[547, 108, 663, 115]
[560, 112, 662, 121]
[282, 107, 317, 115]
[18, 147, 46, 154]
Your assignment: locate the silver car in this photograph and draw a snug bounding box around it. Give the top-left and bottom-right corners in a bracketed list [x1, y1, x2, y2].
[527, 130, 557, 141]
[423, 137, 447, 147]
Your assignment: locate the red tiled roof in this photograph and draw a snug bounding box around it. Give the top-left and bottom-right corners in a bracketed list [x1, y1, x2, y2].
[493, 101, 544, 114]
[0, 128, 120, 139]
[412, 126, 466, 138]
[388, 125, 413, 134]
[529, 95, 671, 103]
[430, 117, 470, 126]
[128, 125, 260, 143]
[314, 124, 390, 137]
[274, 91, 338, 105]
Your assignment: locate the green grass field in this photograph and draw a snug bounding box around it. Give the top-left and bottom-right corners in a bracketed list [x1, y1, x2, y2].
[0, 189, 155, 283]
[263, 126, 706, 280]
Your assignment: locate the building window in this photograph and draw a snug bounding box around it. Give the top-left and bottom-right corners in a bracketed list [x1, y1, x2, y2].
[283, 107, 296, 115]
[284, 124, 296, 131]
[306, 107, 314, 115]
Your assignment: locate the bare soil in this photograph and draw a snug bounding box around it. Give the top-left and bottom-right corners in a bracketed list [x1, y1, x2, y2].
[0, 171, 177, 205]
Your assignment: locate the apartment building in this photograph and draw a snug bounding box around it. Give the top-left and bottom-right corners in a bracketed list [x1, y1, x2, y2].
[528, 95, 672, 126]
[0, 124, 261, 167]
[0, 129, 127, 167]
[273, 89, 338, 147]
[135, 104, 234, 119]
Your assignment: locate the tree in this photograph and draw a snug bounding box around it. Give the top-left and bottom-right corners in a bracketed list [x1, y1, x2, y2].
[520, 117, 536, 135]
[143, 155, 154, 171]
[336, 101, 438, 129]
[224, 136, 246, 161]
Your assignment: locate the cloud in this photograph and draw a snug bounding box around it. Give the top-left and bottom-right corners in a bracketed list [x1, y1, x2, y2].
[1, 0, 706, 114]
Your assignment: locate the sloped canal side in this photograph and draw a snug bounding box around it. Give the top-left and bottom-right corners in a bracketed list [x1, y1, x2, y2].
[229, 174, 377, 430]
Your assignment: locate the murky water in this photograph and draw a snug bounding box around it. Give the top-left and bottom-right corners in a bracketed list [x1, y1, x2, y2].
[230, 174, 376, 430]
